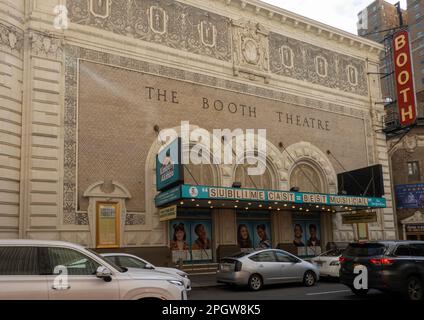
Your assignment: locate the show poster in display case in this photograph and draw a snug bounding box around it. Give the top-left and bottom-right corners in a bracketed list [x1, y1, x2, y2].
[170, 220, 212, 263]
[237, 221, 272, 251]
[292, 219, 322, 256]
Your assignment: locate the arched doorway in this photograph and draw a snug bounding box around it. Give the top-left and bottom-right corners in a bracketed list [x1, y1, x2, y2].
[290, 161, 329, 256]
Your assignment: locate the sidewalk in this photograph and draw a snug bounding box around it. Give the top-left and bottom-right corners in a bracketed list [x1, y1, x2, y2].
[189, 273, 222, 288]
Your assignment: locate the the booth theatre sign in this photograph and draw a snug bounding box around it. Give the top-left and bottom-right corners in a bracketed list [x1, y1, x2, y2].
[145, 86, 331, 131]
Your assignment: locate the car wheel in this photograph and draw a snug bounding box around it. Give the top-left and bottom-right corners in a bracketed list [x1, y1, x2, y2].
[248, 274, 263, 291]
[303, 271, 316, 287]
[406, 276, 423, 301]
[350, 286, 369, 297]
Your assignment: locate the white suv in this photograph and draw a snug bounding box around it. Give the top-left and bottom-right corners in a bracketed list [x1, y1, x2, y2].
[0, 240, 187, 300]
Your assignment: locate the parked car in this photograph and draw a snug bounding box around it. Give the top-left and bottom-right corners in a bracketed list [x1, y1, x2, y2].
[101, 253, 191, 290]
[217, 249, 319, 291]
[339, 241, 424, 300]
[310, 248, 345, 278]
[0, 240, 187, 300]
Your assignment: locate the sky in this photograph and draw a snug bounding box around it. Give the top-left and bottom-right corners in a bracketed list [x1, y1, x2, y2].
[261, 0, 407, 35]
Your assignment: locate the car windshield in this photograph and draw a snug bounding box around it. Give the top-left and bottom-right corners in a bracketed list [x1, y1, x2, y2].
[344, 243, 386, 257]
[87, 249, 127, 273]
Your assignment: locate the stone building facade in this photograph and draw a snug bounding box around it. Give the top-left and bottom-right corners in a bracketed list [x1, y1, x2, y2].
[0, 0, 396, 263]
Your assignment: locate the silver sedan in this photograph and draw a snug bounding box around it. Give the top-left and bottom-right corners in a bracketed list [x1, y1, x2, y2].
[217, 249, 319, 291]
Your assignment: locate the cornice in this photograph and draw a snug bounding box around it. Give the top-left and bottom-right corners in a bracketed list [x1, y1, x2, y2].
[186, 0, 384, 55]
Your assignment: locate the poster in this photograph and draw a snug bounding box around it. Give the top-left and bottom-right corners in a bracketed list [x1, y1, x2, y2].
[395, 184, 424, 209]
[292, 219, 321, 256]
[169, 220, 212, 263]
[237, 221, 272, 251]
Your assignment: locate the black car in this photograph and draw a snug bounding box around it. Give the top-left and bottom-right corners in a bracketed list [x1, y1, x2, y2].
[339, 241, 424, 300]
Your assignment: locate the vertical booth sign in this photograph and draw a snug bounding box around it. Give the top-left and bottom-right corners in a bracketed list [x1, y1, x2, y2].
[156, 138, 184, 191]
[393, 30, 417, 127]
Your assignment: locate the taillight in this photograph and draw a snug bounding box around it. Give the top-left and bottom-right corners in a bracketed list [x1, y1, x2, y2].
[234, 261, 242, 272]
[369, 258, 394, 265]
[339, 256, 347, 263]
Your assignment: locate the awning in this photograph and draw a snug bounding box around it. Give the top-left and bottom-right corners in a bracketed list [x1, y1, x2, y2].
[155, 184, 387, 213]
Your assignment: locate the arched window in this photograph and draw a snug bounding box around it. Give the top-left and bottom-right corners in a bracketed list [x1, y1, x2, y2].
[184, 163, 215, 186]
[289, 162, 326, 193]
[235, 164, 273, 189]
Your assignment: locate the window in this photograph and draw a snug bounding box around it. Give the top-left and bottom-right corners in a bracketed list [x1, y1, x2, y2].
[47, 247, 100, 276]
[116, 256, 147, 269]
[395, 245, 410, 256]
[0, 247, 39, 275]
[249, 251, 276, 262]
[410, 244, 424, 257]
[407, 161, 421, 181]
[275, 251, 295, 263]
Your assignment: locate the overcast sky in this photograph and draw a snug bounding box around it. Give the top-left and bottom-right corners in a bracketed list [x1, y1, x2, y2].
[261, 0, 407, 34]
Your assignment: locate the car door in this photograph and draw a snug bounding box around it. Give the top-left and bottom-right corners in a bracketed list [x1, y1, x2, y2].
[0, 246, 48, 299]
[410, 244, 424, 273]
[274, 251, 303, 283]
[43, 246, 120, 300]
[249, 251, 281, 284]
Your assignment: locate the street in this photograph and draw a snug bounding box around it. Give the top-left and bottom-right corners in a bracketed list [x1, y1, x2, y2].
[188, 279, 396, 300]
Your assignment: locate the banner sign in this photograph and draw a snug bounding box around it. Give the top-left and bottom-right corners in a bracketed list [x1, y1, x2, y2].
[155, 185, 181, 207]
[395, 184, 424, 209]
[342, 211, 378, 224]
[181, 185, 387, 208]
[393, 30, 417, 127]
[156, 138, 184, 191]
[159, 205, 177, 222]
[406, 224, 424, 233]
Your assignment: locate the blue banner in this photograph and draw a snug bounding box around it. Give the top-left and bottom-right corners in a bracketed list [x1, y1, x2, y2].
[395, 184, 424, 209]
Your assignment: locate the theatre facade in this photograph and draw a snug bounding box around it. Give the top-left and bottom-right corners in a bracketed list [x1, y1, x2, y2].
[0, 0, 397, 264]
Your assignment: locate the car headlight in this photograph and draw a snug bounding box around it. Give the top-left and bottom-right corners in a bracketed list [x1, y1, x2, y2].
[330, 261, 340, 266]
[168, 280, 184, 287]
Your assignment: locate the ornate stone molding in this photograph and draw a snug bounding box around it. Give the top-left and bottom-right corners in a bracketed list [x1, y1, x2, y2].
[30, 31, 63, 61]
[232, 19, 270, 83]
[0, 22, 24, 57]
[89, 0, 111, 19]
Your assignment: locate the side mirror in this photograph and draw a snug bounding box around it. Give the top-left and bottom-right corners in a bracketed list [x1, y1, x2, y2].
[145, 263, 155, 270]
[96, 266, 112, 282]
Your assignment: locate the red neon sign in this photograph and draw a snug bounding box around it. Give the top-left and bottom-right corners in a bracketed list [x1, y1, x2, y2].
[393, 30, 417, 127]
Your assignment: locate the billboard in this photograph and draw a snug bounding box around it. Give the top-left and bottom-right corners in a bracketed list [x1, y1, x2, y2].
[156, 138, 184, 191]
[393, 30, 417, 127]
[395, 184, 424, 209]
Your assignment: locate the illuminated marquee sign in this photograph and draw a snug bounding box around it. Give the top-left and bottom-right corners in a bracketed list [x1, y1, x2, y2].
[393, 30, 417, 127]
